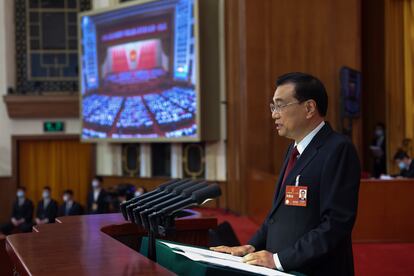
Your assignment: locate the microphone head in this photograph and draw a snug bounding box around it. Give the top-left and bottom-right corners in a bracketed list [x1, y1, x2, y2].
[191, 183, 221, 204]
[180, 182, 208, 197]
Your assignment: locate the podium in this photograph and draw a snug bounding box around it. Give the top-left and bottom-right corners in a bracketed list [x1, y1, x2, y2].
[5, 212, 216, 275]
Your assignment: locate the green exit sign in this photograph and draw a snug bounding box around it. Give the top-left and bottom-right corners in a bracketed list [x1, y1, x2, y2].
[43, 121, 65, 132]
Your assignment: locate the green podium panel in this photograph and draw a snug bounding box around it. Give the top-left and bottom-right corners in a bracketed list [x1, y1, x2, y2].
[140, 237, 304, 276]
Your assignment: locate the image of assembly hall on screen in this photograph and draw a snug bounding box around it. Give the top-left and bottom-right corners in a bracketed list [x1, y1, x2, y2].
[80, 0, 197, 140]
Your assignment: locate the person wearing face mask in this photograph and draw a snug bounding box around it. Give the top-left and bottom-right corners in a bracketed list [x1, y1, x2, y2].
[58, 190, 83, 216]
[87, 176, 109, 214]
[370, 123, 386, 178]
[35, 186, 58, 225]
[0, 186, 34, 235]
[393, 150, 414, 177]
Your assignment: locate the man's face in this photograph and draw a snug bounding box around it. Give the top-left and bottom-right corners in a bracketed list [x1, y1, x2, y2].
[272, 83, 308, 141]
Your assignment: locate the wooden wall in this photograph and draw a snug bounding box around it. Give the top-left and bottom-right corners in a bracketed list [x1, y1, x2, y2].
[226, 0, 361, 216]
[353, 179, 414, 242]
[361, 0, 386, 174]
[385, 0, 406, 175]
[0, 177, 14, 223]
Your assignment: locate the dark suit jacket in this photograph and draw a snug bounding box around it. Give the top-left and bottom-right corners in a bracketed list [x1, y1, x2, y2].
[58, 202, 83, 216]
[12, 198, 34, 223]
[249, 123, 361, 276]
[401, 160, 414, 178]
[87, 189, 109, 214]
[36, 199, 58, 223]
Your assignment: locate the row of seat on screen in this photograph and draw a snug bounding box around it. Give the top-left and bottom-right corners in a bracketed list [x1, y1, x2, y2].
[0, 177, 146, 235]
[82, 86, 195, 129]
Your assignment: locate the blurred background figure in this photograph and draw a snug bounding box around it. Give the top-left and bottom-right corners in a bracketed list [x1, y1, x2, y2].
[58, 190, 83, 216]
[370, 123, 386, 178]
[109, 183, 135, 212]
[393, 149, 414, 178]
[87, 176, 109, 214]
[134, 186, 147, 198]
[35, 186, 58, 225]
[0, 186, 33, 234]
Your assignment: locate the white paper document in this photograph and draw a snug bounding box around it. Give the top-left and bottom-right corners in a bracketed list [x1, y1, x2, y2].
[160, 241, 293, 276]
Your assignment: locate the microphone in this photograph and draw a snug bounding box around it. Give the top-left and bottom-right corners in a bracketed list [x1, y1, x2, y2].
[138, 182, 209, 230]
[148, 183, 221, 232]
[120, 179, 180, 220]
[126, 179, 194, 223]
[132, 180, 206, 226]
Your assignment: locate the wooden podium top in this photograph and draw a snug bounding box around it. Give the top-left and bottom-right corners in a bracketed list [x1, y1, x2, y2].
[6, 213, 216, 276]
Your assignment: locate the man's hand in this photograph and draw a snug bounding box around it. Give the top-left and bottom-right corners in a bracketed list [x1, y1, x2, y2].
[11, 218, 18, 226]
[242, 250, 276, 269]
[209, 244, 255, 256]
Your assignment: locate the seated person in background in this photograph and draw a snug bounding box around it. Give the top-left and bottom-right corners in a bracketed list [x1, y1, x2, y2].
[0, 186, 34, 234]
[110, 183, 136, 212]
[393, 149, 414, 177]
[58, 190, 83, 216]
[134, 186, 147, 197]
[87, 176, 109, 214]
[35, 186, 58, 225]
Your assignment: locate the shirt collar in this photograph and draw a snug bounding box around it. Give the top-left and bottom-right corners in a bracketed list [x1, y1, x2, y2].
[295, 121, 325, 155]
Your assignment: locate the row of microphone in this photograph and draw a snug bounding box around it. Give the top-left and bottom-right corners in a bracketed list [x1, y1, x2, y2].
[120, 179, 222, 234]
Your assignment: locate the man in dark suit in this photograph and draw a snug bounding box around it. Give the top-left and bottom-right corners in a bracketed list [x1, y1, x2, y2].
[35, 186, 58, 225]
[211, 72, 361, 276]
[393, 149, 414, 177]
[87, 176, 109, 214]
[0, 186, 34, 234]
[371, 123, 386, 177]
[58, 190, 83, 216]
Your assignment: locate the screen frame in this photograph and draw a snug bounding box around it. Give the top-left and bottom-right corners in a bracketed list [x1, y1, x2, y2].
[78, 0, 202, 143]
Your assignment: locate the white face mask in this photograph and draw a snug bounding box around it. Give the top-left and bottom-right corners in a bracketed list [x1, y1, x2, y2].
[134, 191, 142, 197]
[398, 161, 408, 170]
[92, 180, 100, 188]
[17, 190, 25, 198]
[42, 191, 50, 199]
[63, 195, 70, 202]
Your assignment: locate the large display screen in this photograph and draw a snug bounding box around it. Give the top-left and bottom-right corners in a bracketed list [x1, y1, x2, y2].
[79, 0, 198, 141]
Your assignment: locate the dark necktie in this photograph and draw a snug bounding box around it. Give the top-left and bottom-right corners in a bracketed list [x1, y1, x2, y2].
[281, 146, 300, 186]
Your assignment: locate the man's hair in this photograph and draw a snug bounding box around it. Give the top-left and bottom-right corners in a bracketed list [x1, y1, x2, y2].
[63, 189, 74, 196]
[393, 149, 409, 160]
[94, 176, 103, 183]
[43, 186, 51, 191]
[17, 186, 26, 191]
[276, 72, 328, 116]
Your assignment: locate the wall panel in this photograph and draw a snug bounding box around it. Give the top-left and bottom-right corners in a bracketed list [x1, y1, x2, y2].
[0, 177, 14, 223]
[226, 0, 361, 216]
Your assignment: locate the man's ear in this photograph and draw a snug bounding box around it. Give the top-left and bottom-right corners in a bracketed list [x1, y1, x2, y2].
[305, 100, 317, 119]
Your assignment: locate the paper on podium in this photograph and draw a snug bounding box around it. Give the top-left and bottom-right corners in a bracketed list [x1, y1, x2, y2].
[160, 241, 293, 276]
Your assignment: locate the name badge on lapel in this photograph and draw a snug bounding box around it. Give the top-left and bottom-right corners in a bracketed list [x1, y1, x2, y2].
[285, 175, 308, 207]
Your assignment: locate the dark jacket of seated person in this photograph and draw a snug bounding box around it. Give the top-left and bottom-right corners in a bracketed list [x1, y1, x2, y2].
[58, 201, 83, 216]
[0, 188, 34, 234]
[58, 190, 83, 216]
[393, 150, 414, 178]
[36, 198, 58, 223]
